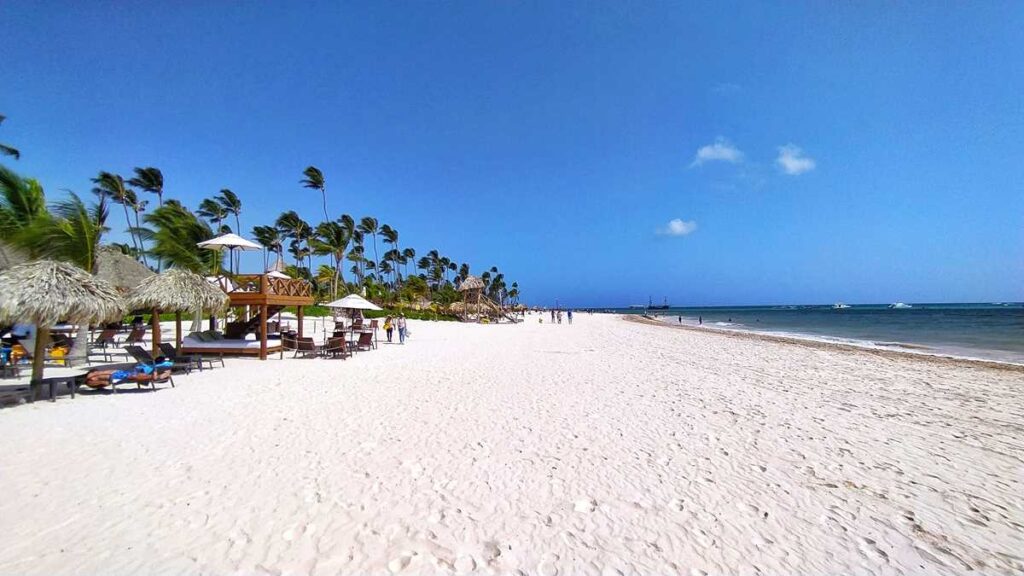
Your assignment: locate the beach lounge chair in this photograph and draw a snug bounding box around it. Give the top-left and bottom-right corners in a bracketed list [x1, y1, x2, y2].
[322, 336, 349, 359]
[124, 345, 189, 375]
[122, 326, 147, 346]
[355, 331, 374, 351]
[293, 337, 320, 359]
[159, 342, 221, 371]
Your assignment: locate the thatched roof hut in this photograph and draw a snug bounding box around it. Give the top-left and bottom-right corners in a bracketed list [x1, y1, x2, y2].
[458, 275, 484, 291]
[0, 259, 125, 383]
[126, 268, 230, 354]
[95, 246, 155, 292]
[127, 268, 229, 314]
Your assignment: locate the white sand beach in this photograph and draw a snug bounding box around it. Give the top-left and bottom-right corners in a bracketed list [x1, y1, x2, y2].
[1, 314, 1022, 575]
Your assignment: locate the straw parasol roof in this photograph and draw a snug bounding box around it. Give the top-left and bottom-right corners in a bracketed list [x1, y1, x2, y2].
[0, 259, 125, 384]
[458, 275, 484, 291]
[0, 260, 125, 326]
[126, 268, 229, 314]
[94, 245, 155, 292]
[448, 299, 500, 314]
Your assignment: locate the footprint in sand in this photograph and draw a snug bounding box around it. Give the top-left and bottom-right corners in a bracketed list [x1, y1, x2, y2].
[668, 498, 685, 512]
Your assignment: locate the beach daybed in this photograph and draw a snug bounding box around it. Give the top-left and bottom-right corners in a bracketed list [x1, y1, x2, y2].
[180, 331, 282, 357]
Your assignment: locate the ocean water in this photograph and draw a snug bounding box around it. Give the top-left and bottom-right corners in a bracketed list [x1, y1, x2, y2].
[613, 303, 1024, 364]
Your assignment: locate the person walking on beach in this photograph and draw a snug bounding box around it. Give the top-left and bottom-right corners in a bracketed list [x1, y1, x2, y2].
[384, 316, 394, 343]
[550, 309, 555, 323]
[699, 316, 703, 325]
[397, 314, 407, 344]
[567, 309, 573, 324]
[557, 310, 563, 324]
[678, 315, 682, 324]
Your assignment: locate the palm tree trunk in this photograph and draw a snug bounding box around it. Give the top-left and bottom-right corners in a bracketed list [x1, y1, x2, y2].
[121, 203, 139, 259]
[133, 207, 149, 268]
[321, 186, 329, 222]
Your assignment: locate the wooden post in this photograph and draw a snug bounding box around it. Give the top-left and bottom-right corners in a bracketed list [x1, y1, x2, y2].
[297, 306, 304, 339]
[175, 311, 182, 352]
[151, 308, 161, 357]
[259, 304, 268, 360]
[30, 325, 49, 400]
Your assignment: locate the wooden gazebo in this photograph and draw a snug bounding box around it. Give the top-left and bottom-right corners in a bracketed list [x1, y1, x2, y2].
[211, 274, 314, 359]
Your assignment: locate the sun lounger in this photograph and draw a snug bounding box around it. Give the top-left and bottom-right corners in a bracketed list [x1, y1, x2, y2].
[159, 343, 221, 371]
[124, 345, 189, 375]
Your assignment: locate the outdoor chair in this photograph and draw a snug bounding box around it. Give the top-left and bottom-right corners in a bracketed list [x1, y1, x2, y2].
[293, 337, 320, 359]
[84, 361, 173, 393]
[122, 326, 147, 346]
[356, 331, 374, 351]
[322, 336, 349, 359]
[124, 345, 189, 375]
[159, 343, 221, 371]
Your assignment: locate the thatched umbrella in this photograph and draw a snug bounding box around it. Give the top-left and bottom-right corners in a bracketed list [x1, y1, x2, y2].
[126, 268, 230, 355]
[0, 260, 124, 389]
[94, 246, 155, 292]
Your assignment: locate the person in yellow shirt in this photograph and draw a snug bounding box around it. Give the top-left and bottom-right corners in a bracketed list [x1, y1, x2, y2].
[383, 316, 394, 343]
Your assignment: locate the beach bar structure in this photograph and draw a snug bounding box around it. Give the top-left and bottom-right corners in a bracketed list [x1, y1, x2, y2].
[210, 274, 314, 360]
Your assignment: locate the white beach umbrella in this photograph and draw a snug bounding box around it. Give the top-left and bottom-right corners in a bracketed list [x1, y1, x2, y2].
[198, 233, 262, 274]
[266, 270, 290, 279]
[324, 294, 383, 311]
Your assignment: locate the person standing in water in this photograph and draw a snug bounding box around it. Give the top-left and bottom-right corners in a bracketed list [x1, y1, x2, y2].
[699, 316, 703, 325]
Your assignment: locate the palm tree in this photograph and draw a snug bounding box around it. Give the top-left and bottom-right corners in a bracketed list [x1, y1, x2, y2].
[251, 225, 282, 270]
[92, 172, 144, 264]
[402, 247, 416, 280]
[509, 282, 520, 305]
[216, 189, 242, 233]
[312, 220, 351, 297]
[300, 166, 328, 222]
[0, 115, 20, 160]
[0, 166, 47, 255]
[127, 167, 164, 207]
[347, 245, 365, 284]
[356, 216, 380, 279]
[275, 211, 312, 271]
[197, 198, 229, 232]
[458, 263, 470, 284]
[145, 202, 217, 273]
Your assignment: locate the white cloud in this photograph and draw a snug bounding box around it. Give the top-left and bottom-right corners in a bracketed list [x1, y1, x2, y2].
[657, 218, 698, 237]
[691, 138, 743, 167]
[776, 144, 816, 175]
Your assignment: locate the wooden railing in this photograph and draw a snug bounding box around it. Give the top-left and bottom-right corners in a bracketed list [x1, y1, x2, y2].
[215, 274, 313, 297]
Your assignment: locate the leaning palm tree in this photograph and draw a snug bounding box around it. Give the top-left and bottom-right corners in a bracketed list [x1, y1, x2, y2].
[402, 247, 416, 281]
[356, 216, 380, 278]
[311, 220, 351, 297]
[92, 171, 143, 261]
[300, 166, 329, 222]
[0, 114, 20, 160]
[127, 166, 164, 208]
[216, 188, 242, 233]
[144, 202, 217, 274]
[0, 165, 48, 254]
[251, 225, 283, 270]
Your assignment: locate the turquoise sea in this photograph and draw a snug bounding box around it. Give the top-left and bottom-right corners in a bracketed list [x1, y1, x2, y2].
[612, 303, 1024, 364]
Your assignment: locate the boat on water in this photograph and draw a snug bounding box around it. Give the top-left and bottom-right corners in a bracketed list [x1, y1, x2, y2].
[647, 297, 671, 310]
[888, 302, 913, 309]
[832, 302, 851, 309]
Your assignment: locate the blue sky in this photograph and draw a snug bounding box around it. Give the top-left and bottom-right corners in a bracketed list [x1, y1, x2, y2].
[3, 2, 1022, 306]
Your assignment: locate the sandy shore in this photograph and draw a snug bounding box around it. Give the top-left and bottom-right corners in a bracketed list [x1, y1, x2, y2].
[1, 314, 1021, 575]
